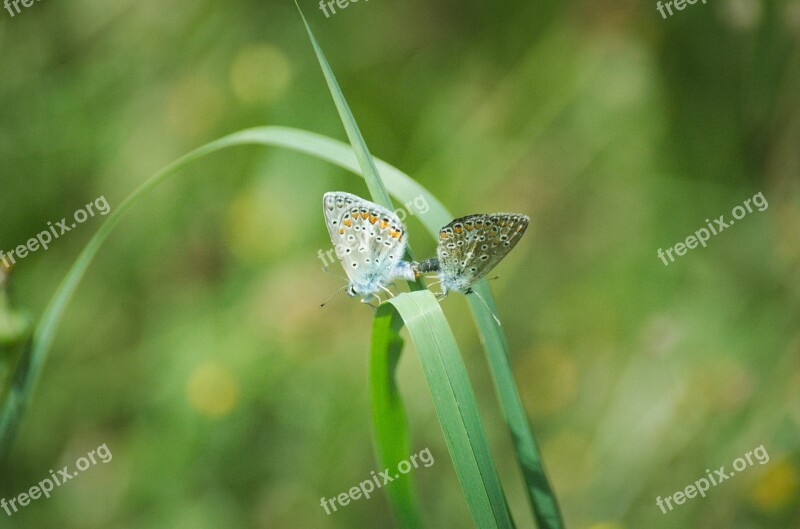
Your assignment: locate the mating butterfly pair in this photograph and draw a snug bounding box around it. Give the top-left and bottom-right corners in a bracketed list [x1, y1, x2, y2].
[322, 191, 529, 305]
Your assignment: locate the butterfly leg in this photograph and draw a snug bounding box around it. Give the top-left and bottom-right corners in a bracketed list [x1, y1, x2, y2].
[361, 293, 383, 309]
[378, 284, 395, 299]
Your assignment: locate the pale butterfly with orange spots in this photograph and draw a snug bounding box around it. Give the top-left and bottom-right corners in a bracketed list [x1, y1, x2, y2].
[322, 192, 416, 305]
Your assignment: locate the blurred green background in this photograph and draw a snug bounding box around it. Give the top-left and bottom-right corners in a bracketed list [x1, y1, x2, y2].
[1, 0, 799, 528]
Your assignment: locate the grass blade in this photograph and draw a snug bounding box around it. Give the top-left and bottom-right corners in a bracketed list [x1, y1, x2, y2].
[370, 309, 424, 528]
[468, 283, 565, 529]
[0, 125, 564, 529]
[293, 12, 433, 526]
[294, 0, 394, 211]
[381, 291, 514, 529]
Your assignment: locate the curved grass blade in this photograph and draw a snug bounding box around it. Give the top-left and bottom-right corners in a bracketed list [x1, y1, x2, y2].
[0, 126, 563, 529]
[380, 291, 513, 529]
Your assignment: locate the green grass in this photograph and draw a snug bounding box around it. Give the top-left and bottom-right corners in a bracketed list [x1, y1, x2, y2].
[0, 7, 565, 529]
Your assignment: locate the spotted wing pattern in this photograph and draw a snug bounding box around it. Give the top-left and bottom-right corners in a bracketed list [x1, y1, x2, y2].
[323, 192, 410, 296]
[437, 213, 529, 293]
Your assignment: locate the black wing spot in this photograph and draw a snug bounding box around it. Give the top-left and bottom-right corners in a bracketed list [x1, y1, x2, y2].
[352, 263, 358, 268]
[480, 255, 490, 261]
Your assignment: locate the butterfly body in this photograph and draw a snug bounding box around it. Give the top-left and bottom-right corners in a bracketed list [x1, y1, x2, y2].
[428, 213, 530, 297]
[323, 192, 415, 303]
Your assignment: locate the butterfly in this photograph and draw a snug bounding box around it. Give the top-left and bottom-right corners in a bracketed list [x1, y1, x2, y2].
[322, 192, 416, 304]
[416, 213, 530, 298]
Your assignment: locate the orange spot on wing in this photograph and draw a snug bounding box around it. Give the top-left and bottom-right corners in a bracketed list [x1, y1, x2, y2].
[369, 215, 377, 224]
[339, 228, 345, 235]
[361, 212, 369, 219]
[380, 220, 390, 229]
[343, 219, 353, 227]
[454, 227, 462, 234]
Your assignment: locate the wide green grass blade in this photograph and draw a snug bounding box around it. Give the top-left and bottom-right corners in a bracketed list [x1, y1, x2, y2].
[370, 309, 424, 529]
[381, 291, 514, 529]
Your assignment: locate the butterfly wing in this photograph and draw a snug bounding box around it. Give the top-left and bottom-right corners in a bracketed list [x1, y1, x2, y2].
[437, 213, 529, 293]
[323, 192, 409, 295]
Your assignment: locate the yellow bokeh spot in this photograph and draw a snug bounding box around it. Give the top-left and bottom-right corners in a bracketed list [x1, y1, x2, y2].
[230, 44, 292, 105]
[186, 361, 239, 418]
[750, 459, 799, 513]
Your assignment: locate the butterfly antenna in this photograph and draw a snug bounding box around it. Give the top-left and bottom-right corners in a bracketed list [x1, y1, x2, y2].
[320, 284, 349, 308]
[470, 289, 501, 326]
